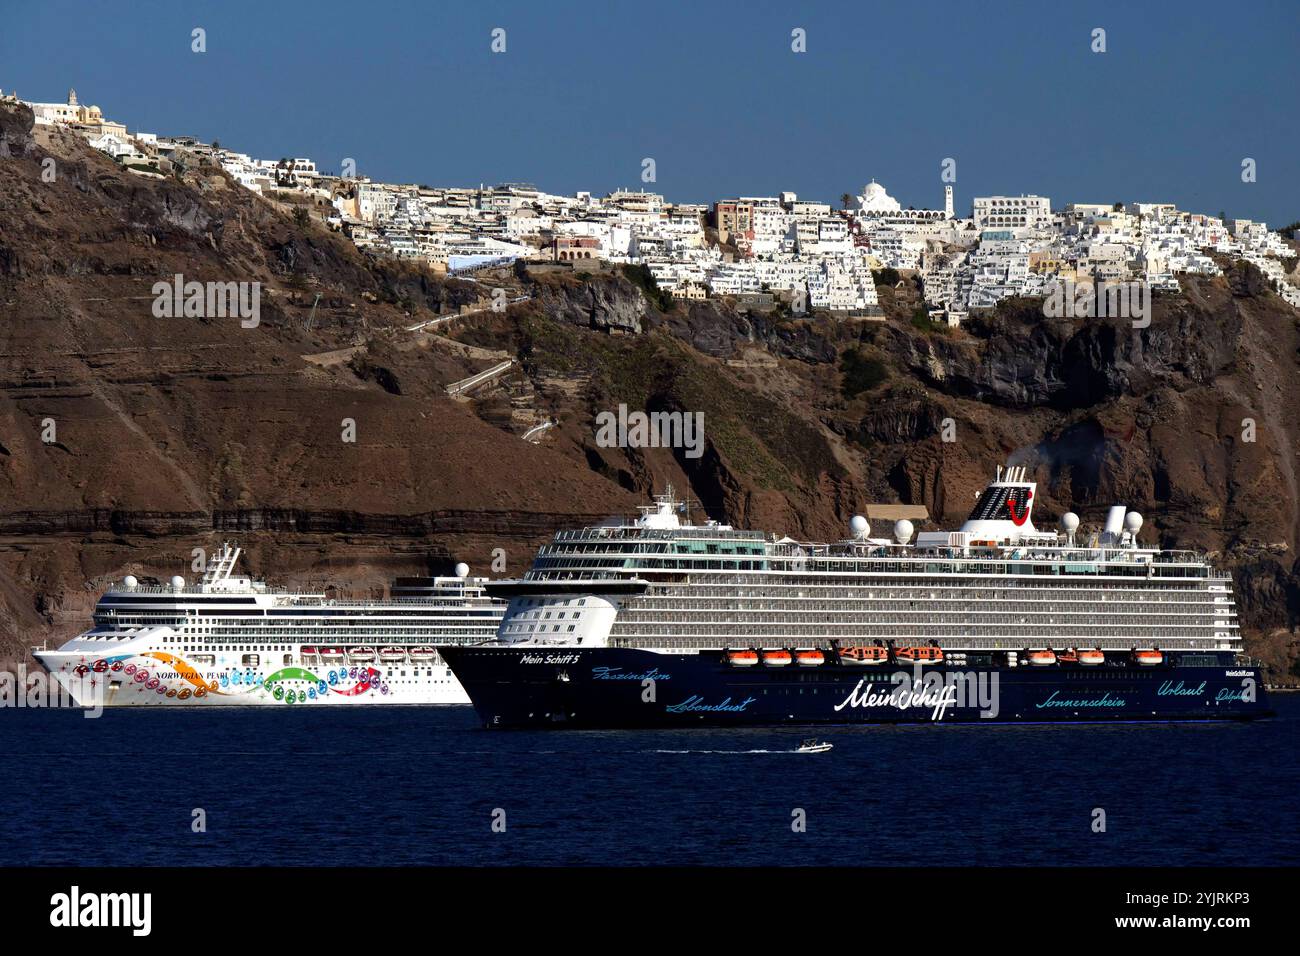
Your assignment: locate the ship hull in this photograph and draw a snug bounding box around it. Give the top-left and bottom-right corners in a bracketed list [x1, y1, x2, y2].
[34, 647, 469, 707]
[438, 645, 1272, 728]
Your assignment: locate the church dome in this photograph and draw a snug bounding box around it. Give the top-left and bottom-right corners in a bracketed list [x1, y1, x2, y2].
[857, 180, 901, 213]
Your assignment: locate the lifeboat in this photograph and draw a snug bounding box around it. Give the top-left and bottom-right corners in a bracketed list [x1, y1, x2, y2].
[300, 645, 319, 662]
[839, 646, 888, 665]
[347, 646, 376, 663]
[409, 646, 436, 661]
[1057, 649, 1079, 664]
[378, 647, 406, 663]
[1078, 649, 1105, 666]
[1133, 649, 1163, 666]
[894, 646, 944, 665]
[1026, 650, 1057, 666]
[726, 649, 759, 667]
[762, 649, 793, 667]
[319, 647, 344, 661]
[795, 649, 825, 667]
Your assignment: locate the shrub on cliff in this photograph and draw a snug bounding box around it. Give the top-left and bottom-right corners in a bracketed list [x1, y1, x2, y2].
[872, 267, 901, 287]
[839, 348, 888, 398]
[621, 262, 673, 312]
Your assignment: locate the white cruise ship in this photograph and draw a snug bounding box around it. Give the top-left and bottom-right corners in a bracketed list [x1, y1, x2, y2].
[34, 544, 503, 707]
[438, 467, 1270, 727]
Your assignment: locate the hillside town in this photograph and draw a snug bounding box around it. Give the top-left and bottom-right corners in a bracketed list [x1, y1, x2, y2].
[8, 87, 1299, 318]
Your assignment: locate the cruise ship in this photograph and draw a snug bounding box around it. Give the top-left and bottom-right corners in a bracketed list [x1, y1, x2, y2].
[439, 467, 1272, 727]
[34, 544, 504, 706]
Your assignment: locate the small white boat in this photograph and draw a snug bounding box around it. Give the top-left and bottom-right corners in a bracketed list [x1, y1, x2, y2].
[796, 738, 833, 754]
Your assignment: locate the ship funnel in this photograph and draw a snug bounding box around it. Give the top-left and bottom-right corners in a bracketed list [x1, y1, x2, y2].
[1101, 505, 1127, 544]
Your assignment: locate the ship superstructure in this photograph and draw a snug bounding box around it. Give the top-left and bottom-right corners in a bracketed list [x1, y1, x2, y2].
[35, 545, 503, 707]
[438, 468, 1269, 727]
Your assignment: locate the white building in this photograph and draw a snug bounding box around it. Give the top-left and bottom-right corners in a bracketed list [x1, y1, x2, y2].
[973, 195, 1052, 230]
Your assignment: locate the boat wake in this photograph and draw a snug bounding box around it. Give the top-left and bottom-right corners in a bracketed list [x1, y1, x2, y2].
[649, 748, 796, 755]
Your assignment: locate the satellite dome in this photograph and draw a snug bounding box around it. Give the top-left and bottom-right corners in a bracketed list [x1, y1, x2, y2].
[893, 519, 914, 544]
[122, 575, 138, 589]
[1124, 512, 1143, 534]
[1061, 512, 1080, 534]
[454, 562, 470, 578]
[849, 515, 869, 538]
[170, 575, 185, 589]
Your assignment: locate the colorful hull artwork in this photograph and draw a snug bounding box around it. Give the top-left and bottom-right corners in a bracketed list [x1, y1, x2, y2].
[41, 648, 464, 707]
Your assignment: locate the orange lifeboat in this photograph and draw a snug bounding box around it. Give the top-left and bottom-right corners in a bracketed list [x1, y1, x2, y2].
[762, 649, 793, 667]
[839, 646, 888, 665]
[727, 649, 759, 667]
[1026, 650, 1057, 666]
[1078, 649, 1105, 666]
[894, 646, 944, 665]
[1133, 649, 1163, 666]
[1057, 649, 1079, 664]
[795, 649, 825, 667]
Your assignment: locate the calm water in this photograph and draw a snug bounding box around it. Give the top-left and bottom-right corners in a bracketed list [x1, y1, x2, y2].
[3, 697, 1298, 866]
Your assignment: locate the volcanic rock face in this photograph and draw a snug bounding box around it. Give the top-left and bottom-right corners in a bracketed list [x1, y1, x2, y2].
[2, 99, 1299, 677]
[537, 273, 647, 334]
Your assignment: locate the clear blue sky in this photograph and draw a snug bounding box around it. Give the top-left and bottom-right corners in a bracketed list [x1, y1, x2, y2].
[4, 0, 1297, 223]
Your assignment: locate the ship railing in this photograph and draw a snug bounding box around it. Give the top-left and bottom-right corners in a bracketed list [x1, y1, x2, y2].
[553, 527, 766, 543]
[110, 583, 291, 596]
[609, 635, 1237, 651]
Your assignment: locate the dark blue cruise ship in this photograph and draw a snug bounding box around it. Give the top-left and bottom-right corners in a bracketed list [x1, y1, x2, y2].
[441, 467, 1271, 728]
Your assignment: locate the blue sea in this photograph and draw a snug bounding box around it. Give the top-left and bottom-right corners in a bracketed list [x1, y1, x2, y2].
[4, 697, 1298, 866]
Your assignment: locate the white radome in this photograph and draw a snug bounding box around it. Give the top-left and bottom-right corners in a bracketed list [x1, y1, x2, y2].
[1061, 512, 1080, 534]
[1125, 512, 1143, 534]
[170, 575, 186, 589]
[894, 519, 914, 544]
[122, 575, 138, 589]
[454, 562, 470, 578]
[849, 515, 870, 538]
